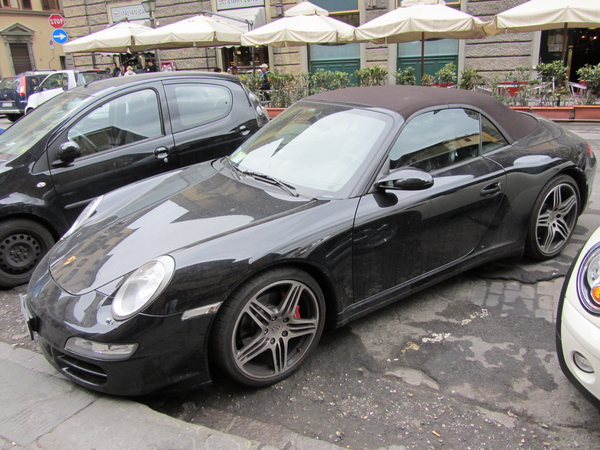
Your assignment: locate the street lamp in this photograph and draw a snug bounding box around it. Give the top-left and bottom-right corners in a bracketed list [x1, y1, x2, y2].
[141, 0, 156, 28]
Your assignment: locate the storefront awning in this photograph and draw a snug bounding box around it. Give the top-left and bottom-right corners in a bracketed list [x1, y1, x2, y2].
[215, 7, 266, 33]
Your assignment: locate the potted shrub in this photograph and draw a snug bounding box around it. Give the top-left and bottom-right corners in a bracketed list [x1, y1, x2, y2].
[574, 64, 600, 119]
[434, 63, 457, 87]
[458, 67, 486, 91]
[395, 67, 416, 85]
[355, 66, 388, 86]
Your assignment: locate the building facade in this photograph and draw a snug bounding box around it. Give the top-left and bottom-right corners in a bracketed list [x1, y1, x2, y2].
[0, 0, 67, 78]
[60, 0, 600, 84]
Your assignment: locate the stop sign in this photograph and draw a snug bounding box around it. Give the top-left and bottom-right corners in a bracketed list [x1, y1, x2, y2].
[48, 14, 65, 29]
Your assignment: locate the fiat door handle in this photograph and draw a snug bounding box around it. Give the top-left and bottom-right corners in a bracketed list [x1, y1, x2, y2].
[480, 181, 502, 197]
[238, 125, 250, 136]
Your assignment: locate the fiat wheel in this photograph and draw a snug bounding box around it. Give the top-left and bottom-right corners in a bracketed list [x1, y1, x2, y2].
[212, 268, 325, 387]
[0, 219, 55, 288]
[525, 175, 580, 260]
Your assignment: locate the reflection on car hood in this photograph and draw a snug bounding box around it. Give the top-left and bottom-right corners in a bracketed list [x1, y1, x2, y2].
[49, 162, 315, 296]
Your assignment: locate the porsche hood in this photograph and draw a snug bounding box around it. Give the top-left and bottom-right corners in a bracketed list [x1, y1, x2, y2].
[48, 162, 315, 296]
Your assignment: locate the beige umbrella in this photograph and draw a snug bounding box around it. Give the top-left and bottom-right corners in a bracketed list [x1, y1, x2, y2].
[485, 0, 600, 63]
[240, 1, 356, 47]
[135, 14, 243, 49]
[63, 21, 153, 53]
[355, 0, 490, 79]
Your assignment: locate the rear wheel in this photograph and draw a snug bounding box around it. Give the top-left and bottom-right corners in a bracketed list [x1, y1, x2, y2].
[5, 113, 21, 122]
[211, 268, 325, 387]
[0, 219, 55, 288]
[525, 175, 579, 260]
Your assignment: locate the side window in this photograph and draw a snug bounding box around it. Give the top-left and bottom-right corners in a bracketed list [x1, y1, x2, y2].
[481, 115, 509, 154]
[67, 89, 162, 156]
[41, 74, 62, 90]
[389, 108, 481, 172]
[165, 84, 232, 133]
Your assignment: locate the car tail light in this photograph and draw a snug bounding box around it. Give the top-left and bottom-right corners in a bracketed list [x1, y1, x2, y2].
[587, 142, 594, 158]
[18, 77, 26, 97]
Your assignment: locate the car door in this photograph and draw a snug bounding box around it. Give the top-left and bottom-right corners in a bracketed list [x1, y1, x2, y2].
[163, 81, 253, 167]
[353, 107, 509, 302]
[33, 73, 67, 107]
[47, 83, 177, 225]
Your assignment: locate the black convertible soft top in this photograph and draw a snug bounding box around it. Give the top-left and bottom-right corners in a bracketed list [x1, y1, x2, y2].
[308, 85, 538, 143]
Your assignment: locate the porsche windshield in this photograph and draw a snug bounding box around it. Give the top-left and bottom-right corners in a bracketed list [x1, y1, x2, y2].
[0, 92, 90, 163]
[229, 102, 391, 198]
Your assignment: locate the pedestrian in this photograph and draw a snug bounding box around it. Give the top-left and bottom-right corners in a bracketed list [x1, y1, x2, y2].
[111, 62, 120, 77]
[230, 66, 239, 75]
[213, 67, 222, 73]
[124, 66, 136, 76]
[117, 65, 126, 77]
[144, 60, 157, 73]
[259, 63, 271, 100]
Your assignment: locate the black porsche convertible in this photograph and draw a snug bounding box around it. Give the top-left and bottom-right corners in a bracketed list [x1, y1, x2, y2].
[22, 85, 596, 395]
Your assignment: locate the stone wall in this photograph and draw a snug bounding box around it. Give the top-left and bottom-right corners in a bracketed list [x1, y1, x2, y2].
[466, 0, 534, 80]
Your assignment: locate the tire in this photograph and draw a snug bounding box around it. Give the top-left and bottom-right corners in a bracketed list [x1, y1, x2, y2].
[525, 175, 580, 261]
[5, 113, 21, 123]
[0, 219, 55, 288]
[211, 268, 325, 387]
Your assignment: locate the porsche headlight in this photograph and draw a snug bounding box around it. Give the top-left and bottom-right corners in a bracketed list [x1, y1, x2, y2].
[62, 195, 104, 239]
[577, 244, 600, 314]
[112, 256, 175, 320]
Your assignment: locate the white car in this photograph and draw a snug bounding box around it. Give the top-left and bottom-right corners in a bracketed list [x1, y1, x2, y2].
[557, 226, 600, 408]
[25, 69, 111, 113]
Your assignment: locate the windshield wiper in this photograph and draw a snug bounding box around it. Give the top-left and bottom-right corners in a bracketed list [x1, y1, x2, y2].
[234, 166, 299, 197]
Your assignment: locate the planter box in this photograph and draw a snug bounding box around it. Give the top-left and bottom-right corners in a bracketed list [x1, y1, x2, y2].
[530, 106, 573, 120]
[573, 105, 600, 120]
[509, 106, 530, 112]
[266, 107, 286, 119]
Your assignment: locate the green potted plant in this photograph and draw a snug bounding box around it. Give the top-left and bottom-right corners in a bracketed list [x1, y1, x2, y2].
[420, 73, 435, 86]
[530, 61, 573, 119]
[435, 63, 457, 87]
[574, 64, 600, 119]
[354, 66, 388, 86]
[458, 67, 486, 91]
[395, 67, 416, 85]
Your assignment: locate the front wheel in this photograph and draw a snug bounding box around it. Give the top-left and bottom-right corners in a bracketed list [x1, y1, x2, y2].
[525, 175, 580, 260]
[0, 219, 55, 288]
[211, 268, 325, 387]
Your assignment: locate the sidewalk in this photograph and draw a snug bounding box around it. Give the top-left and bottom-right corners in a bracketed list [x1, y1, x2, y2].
[0, 342, 341, 450]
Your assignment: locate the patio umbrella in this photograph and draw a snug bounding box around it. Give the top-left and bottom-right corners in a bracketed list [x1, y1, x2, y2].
[240, 1, 356, 47]
[134, 14, 243, 49]
[485, 0, 600, 63]
[63, 21, 153, 53]
[355, 0, 490, 79]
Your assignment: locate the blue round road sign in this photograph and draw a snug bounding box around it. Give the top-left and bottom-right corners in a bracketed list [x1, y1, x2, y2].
[52, 29, 68, 44]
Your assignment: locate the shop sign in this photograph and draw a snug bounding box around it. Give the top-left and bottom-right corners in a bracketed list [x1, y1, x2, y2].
[110, 4, 150, 22]
[216, 0, 264, 11]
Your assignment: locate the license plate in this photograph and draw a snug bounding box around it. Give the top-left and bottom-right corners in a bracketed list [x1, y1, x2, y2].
[2, 102, 12, 107]
[19, 294, 36, 340]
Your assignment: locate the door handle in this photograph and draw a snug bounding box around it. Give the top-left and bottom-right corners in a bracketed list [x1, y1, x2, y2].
[238, 125, 250, 136]
[480, 181, 502, 197]
[154, 147, 169, 160]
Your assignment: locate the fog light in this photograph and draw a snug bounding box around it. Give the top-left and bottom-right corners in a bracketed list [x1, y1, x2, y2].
[573, 351, 595, 374]
[65, 337, 138, 361]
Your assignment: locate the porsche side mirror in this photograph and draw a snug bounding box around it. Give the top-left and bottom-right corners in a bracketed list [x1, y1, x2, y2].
[376, 168, 434, 191]
[34, 86, 41, 92]
[56, 141, 81, 164]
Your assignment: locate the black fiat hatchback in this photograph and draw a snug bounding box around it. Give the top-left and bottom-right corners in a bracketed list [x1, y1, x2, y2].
[0, 71, 268, 287]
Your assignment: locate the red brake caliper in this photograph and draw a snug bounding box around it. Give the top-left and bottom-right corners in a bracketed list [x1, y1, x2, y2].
[294, 305, 301, 319]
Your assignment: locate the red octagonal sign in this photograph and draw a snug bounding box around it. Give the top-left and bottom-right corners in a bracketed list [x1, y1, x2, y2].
[49, 14, 65, 29]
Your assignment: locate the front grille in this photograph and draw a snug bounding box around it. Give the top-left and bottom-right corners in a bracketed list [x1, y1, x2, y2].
[55, 351, 108, 386]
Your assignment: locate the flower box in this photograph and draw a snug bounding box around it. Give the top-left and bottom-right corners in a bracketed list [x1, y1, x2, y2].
[573, 105, 600, 120]
[530, 106, 573, 120]
[509, 106, 530, 112]
[266, 107, 286, 119]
